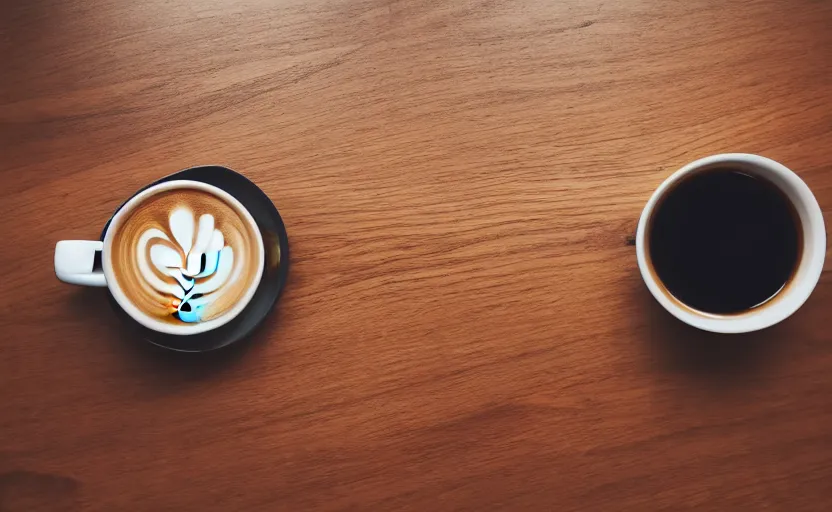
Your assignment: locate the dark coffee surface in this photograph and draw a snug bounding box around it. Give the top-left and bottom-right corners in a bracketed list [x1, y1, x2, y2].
[649, 169, 800, 314]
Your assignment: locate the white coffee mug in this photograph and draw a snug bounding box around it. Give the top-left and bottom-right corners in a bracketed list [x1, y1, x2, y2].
[636, 154, 826, 333]
[55, 180, 265, 335]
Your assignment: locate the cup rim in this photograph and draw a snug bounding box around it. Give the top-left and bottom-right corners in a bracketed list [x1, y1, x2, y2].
[102, 180, 266, 335]
[636, 153, 826, 333]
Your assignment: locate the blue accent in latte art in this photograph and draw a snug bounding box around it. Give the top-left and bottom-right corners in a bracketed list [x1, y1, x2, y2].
[138, 207, 235, 323]
[177, 303, 205, 323]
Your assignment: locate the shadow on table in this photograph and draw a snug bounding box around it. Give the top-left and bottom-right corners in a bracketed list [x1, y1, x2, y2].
[634, 278, 792, 385]
[71, 287, 279, 387]
[125, 319, 276, 378]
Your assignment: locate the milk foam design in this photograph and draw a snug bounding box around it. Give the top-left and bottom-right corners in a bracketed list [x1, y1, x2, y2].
[137, 206, 236, 323]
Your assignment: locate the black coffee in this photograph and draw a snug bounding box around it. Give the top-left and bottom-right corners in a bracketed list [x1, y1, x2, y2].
[648, 169, 800, 314]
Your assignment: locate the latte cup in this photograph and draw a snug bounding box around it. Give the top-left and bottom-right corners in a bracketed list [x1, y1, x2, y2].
[636, 154, 826, 334]
[55, 180, 265, 336]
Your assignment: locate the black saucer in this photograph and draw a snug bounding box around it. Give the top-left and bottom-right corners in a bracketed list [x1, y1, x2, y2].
[100, 165, 290, 352]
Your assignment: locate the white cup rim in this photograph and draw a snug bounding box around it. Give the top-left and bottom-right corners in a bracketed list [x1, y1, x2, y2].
[102, 180, 265, 335]
[636, 154, 826, 333]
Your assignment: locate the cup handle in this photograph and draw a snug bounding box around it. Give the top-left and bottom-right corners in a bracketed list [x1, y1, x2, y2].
[55, 240, 107, 287]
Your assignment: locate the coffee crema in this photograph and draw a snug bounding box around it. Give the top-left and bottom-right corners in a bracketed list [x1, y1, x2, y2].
[109, 189, 261, 325]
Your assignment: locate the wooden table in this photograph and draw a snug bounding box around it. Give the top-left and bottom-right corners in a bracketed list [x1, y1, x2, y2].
[2, 0, 831, 510]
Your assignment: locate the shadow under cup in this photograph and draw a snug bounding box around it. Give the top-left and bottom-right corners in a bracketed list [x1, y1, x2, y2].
[636, 154, 826, 334]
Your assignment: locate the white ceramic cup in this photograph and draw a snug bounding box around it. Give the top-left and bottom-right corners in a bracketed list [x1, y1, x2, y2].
[636, 154, 826, 333]
[54, 180, 265, 335]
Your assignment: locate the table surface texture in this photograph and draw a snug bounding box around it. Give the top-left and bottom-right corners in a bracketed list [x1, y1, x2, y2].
[1, 0, 831, 510]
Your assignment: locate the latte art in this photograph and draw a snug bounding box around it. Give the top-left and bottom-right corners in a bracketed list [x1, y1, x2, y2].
[109, 189, 262, 326]
[140, 208, 236, 322]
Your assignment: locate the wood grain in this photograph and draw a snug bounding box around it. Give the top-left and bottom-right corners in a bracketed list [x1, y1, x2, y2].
[2, 0, 832, 510]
